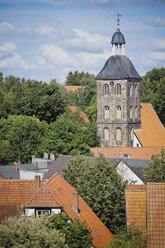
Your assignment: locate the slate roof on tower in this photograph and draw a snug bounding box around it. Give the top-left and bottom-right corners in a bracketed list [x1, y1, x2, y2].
[96, 55, 141, 80]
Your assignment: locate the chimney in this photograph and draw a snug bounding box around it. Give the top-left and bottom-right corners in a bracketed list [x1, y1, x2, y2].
[13, 162, 18, 171]
[35, 176, 40, 192]
[72, 192, 79, 214]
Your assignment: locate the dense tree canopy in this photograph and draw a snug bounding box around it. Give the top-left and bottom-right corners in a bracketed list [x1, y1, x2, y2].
[41, 109, 100, 158]
[42, 213, 92, 248]
[143, 149, 165, 182]
[0, 215, 68, 248]
[0, 76, 66, 123]
[63, 155, 126, 234]
[0, 109, 99, 165]
[108, 225, 146, 248]
[64, 71, 97, 111]
[141, 68, 165, 125]
[0, 115, 49, 164]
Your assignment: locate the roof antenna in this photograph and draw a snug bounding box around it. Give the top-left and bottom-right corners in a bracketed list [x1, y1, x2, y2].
[117, 13, 122, 31]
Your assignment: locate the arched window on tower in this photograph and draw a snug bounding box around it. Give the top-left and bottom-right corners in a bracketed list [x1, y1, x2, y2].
[130, 84, 133, 97]
[104, 128, 109, 141]
[135, 84, 138, 97]
[116, 128, 121, 141]
[116, 84, 121, 95]
[104, 84, 109, 96]
[116, 106, 122, 119]
[135, 106, 138, 119]
[130, 106, 133, 119]
[104, 106, 109, 119]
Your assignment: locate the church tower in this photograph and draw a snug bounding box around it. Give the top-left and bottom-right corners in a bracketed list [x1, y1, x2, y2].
[96, 15, 141, 147]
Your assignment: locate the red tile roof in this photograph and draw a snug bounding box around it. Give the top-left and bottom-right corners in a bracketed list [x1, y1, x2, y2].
[126, 183, 165, 248]
[27, 173, 113, 248]
[69, 105, 89, 123]
[0, 175, 113, 248]
[135, 103, 165, 146]
[64, 86, 85, 92]
[0, 179, 45, 222]
[90, 146, 165, 160]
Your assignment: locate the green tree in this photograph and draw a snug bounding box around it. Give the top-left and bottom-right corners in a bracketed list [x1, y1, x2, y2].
[107, 225, 146, 248]
[41, 109, 100, 158]
[143, 149, 165, 182]
[0, 115, 49, 164]
[42, 213, 92, 248]
[63, 155, 126, 234]
[85, 95, 97, 122]
[0, 89, 14, 119]
[0, 76, 66, 123]
[64, 71, 97, 111]
[141, 68, 165, 125]
[0, 215, 68, 248]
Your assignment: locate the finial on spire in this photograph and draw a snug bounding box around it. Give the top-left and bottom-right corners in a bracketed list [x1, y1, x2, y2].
[117, 13, 122, 30]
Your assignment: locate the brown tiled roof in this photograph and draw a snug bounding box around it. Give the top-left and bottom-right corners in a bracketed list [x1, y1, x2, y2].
[0, 175, 113, 247]
[135, 103, 165, 146]
[40, 173, 114, 248]
[68, 105, 89, 123]
[64, 85, 85, 92]
[0, 179, 45, 223]
[43, 154, 120, 180]
[126, 183, 165, 248]
[90, 146, 165, 160]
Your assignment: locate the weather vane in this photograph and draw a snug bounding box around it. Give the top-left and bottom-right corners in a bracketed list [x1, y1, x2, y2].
[117, 13, 122, 29]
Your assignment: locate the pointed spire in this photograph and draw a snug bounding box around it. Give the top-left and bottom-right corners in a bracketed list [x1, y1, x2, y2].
[117, 13, 122, 31]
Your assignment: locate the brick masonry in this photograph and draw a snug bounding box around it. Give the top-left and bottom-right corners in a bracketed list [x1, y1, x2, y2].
[97, 79, 141, 147]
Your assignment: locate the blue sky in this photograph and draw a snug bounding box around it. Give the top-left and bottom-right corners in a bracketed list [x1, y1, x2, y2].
[0, 0, 165, 83]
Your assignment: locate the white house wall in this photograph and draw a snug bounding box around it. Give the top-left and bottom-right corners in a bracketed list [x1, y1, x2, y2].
[133, 133, 142, 147]
[117, 160, 144, 184]
[20, 170, 44, 180]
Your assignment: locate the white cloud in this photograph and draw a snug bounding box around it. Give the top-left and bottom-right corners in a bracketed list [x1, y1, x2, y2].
[76, 49, 110, 69]
[0, 42, 37, 70]
[66, 29, 109, 51]
[40, 44, 75, 66]
[151, 17, 165, 27]
[153, 39, 165, 50]
[0, 53, 37, 69]
[149, 51, 165, 61]
[0, 42, 17, 56]
[0, 22, 15, 34]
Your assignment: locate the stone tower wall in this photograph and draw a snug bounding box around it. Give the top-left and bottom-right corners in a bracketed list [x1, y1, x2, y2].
[97, 79, 141, 147]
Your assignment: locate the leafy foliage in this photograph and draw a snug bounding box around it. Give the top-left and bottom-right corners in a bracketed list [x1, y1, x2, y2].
[107, 225, 146, 248]
[85, 95, 97, 122]
[0, 115, 49, 164]
[141, 68, 165, 125]
[64, 71, 97, 111]
[42, 213, 93, 248]
[63, 155, 126, 234]
[0, 215, 68, 248]
[143, 149, 165, 182]
[0, 76, 66, 123]
[41, 109, 100, 158]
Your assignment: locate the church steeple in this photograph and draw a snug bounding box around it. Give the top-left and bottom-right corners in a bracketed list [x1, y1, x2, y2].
[111, 14, 126, 55]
